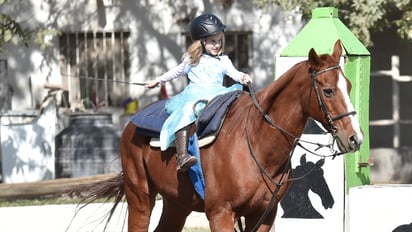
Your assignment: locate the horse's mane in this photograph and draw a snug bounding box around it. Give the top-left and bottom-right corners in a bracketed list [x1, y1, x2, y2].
[223, 60, 309, 135]
[256, 60, 309, 112]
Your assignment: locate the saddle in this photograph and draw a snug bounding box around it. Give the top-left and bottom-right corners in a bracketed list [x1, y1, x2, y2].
[130, 90, 244, 147]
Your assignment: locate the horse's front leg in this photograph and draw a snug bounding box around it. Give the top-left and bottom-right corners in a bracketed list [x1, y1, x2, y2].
[244, 207, 278, 232]
[154, 198, 191, 232]
[207, 207, 236, 232]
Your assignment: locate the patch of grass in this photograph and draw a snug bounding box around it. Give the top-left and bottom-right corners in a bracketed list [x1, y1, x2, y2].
[0, 196, 115, 207]
[0, 194, 160, 207]
[0, 198, 74, 207]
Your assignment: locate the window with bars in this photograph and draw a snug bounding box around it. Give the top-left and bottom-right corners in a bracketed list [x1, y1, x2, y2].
[224, 31, 252, 72]
[59, 31, 130, 108]
[369, 56, 412, 149]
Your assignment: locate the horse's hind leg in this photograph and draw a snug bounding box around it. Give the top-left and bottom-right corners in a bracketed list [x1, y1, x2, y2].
[154, 198, 191, 232]
[121, 123, 157, 231]
[124, 180, 157, 231]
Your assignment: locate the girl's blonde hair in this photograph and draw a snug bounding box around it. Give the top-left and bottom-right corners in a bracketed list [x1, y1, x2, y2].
[182, 32, 225, 65]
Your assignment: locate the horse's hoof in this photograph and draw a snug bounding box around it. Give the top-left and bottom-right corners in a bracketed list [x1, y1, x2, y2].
[177, 156, 197, 172]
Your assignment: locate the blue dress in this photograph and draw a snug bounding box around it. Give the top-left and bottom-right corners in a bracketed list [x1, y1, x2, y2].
[157, 54, 244, 150]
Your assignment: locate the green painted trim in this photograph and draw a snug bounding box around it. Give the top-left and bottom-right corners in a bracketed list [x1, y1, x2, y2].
[281, 7, 370, 57]
[344, 56, 371, 193]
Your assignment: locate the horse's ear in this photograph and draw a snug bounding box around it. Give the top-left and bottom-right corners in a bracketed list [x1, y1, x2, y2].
[332, 39, 343, 62]
[316, 158, 325, 168]
[308, 48, 321, 67]
[300, 154, 307, 165]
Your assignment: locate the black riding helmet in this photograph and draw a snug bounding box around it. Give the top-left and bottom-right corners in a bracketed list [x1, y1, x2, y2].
[189, 14, 226, 40]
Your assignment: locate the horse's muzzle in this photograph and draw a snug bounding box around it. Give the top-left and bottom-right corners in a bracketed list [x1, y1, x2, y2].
[336, 132, 363, 153]
[349, 134, 362, 151]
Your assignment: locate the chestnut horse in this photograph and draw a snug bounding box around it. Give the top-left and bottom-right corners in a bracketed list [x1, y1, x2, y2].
[71, 40, 363, 232]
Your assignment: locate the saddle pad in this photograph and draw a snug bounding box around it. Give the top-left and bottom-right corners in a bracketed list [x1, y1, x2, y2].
[130, 99, 169, 138]
[196, 90, 243, 138]
[130, 91, 244, 140]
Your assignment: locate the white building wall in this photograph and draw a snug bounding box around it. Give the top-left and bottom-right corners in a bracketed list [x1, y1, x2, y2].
[1, 0, 303, 110]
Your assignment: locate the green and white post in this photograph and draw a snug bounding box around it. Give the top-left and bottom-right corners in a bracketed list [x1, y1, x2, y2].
[274, 7, 370, 232]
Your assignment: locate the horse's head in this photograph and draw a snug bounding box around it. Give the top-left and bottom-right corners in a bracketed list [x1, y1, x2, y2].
[305, 40, 363, 153]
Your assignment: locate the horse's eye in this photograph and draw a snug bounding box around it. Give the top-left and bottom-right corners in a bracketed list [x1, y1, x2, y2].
[323, 88, 335, 98]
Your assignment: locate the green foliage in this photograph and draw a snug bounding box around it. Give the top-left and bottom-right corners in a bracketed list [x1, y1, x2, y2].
[0, 0, 60, 53]
[393, 0, 412, 41]
[34, 28, 61, 50]
[0, 13, 31, 52]
[253, 0, 412, 46]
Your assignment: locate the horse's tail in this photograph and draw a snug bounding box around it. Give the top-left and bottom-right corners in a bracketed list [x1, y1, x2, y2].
[66, 172, 125, 231]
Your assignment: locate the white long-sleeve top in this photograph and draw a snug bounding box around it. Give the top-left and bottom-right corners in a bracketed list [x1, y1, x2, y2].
[156, 54, 245, 85]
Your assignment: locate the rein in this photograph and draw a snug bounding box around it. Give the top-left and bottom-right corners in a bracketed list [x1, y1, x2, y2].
[243, 65, 352, 232]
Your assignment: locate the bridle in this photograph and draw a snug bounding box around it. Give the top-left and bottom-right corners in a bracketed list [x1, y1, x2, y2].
[243, 64, 356, 232]
[309, 64, 357, 136]
[247, 64, 357, 142]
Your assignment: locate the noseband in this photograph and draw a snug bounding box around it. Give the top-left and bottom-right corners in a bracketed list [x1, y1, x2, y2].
[310, 65, 357, 135]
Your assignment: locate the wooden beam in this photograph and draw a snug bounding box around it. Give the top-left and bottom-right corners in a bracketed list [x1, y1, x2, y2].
[0, 173, 118, 199]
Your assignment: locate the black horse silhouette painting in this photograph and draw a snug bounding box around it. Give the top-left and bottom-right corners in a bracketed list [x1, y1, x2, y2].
[280, 154, 334, 218]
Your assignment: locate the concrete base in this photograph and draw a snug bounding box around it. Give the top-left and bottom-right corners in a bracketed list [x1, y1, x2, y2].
[347, 184, 412, 232]
[0, 200, 209, 232]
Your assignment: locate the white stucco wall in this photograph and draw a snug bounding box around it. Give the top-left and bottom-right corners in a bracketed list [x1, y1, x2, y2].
[1, 0, 303, 110]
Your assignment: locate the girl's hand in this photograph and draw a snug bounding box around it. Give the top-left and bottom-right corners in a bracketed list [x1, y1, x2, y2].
[241, 73, 253, 84]
[144, 80, 160, 89]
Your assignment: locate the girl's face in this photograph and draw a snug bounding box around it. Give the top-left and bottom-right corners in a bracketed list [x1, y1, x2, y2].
[203, 32, 223, 56]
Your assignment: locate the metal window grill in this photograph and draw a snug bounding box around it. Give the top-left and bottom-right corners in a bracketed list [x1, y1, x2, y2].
[370, 55, 412, 148]
[59, 31, 130, 108]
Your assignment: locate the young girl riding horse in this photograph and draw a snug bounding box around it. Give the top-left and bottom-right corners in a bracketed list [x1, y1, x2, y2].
[145, 13, 252, 172]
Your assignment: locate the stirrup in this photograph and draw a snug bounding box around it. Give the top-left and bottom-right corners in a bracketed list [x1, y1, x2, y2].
[177, 154, 197, 172]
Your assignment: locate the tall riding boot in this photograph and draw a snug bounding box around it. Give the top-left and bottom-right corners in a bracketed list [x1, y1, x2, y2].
[175, 127, 197, 172]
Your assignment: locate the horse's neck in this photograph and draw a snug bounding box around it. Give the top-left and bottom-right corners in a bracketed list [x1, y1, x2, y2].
[244, 67, 309, 174]
[258, 69, 309, 137]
